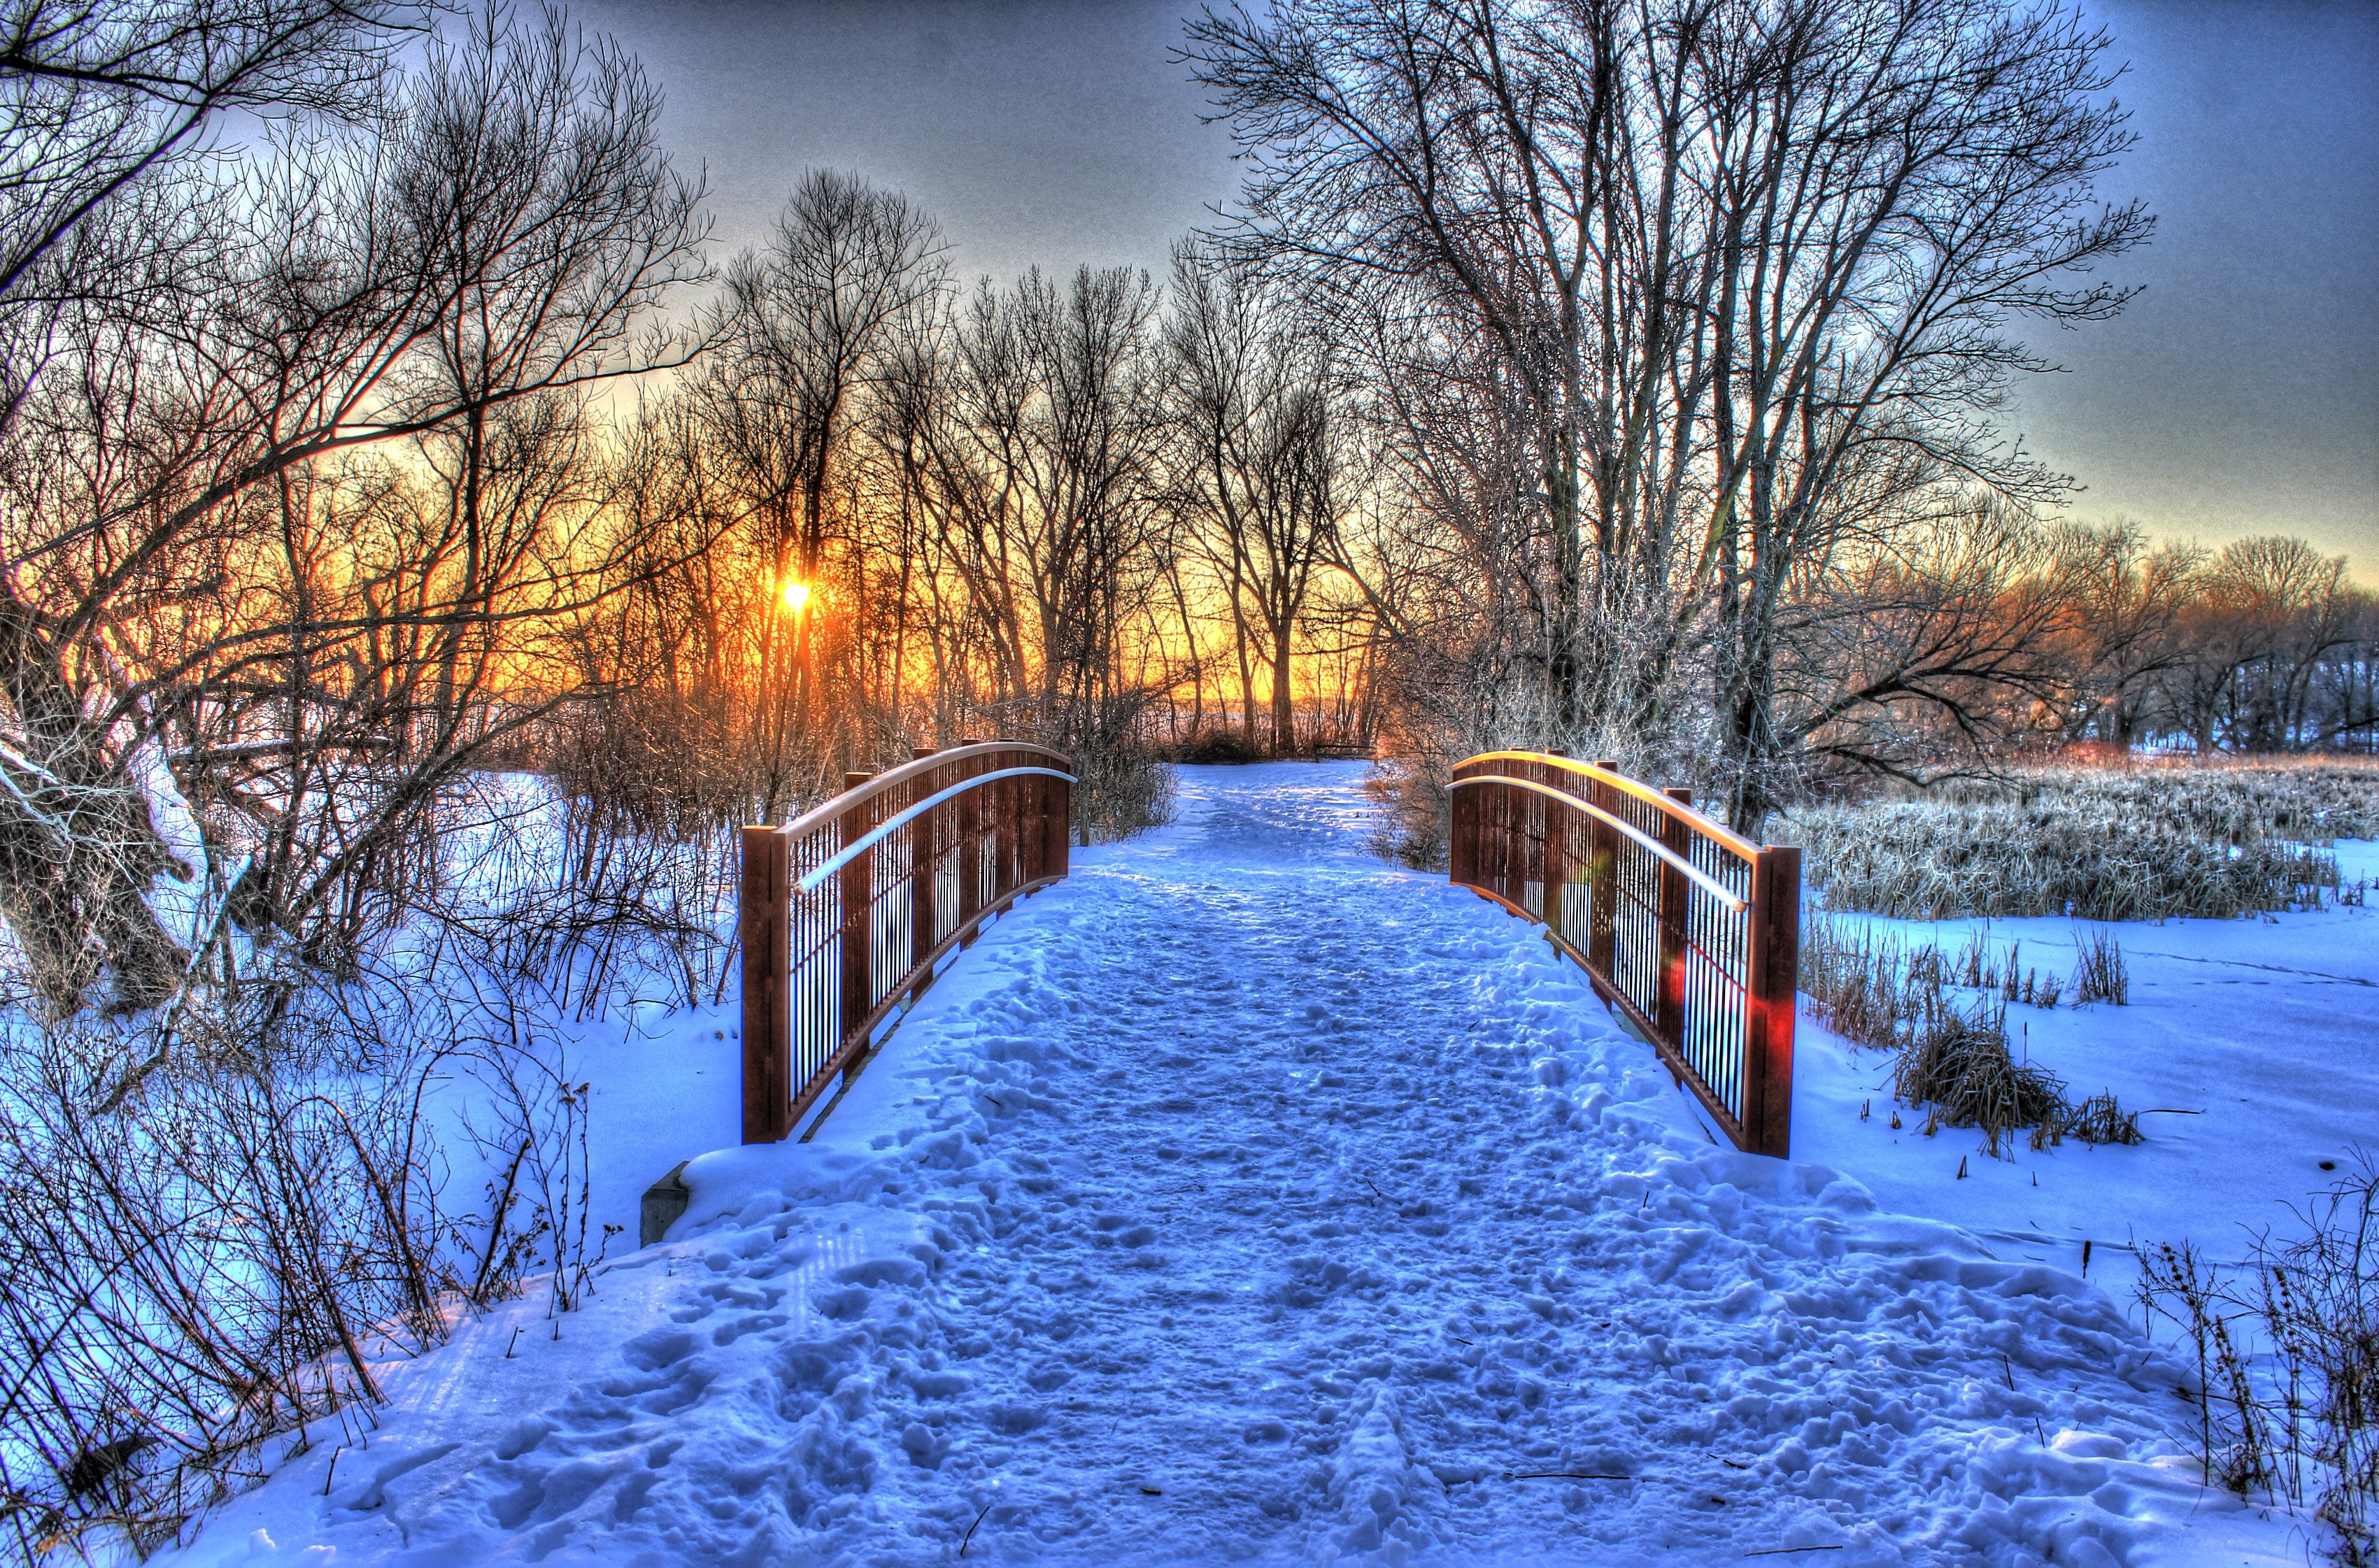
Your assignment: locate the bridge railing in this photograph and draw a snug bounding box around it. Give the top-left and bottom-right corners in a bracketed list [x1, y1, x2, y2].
[740, 741, 1074, 1143]
[1449, 752, 1800, 1157]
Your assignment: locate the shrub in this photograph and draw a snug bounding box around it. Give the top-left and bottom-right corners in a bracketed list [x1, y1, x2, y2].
[0, 981, 601, 1558]
[1167, 727, 1270, 765]
[1365, 750, 1451, 871]
[1074, 742, 1177, 844]
[1891, 996, 2064, 1157]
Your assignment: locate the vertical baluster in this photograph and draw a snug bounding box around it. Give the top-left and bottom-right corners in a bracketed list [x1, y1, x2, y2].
[1496, 775, 1514, 901]
[740, 825, 792, 1144]
[1586, 762, 1618, 983]
[958, 755, 983, 945]
[838, 774, 874, 1083]
[1488, 776, 1504, 899]
[1542, 754, 1568, 939]
[995, 764, 1011, 901]
[1525, 764, 1544, 916]
[1655, 785, 1693, 1057]
[909, 754, 939, 999]
[1008, 767, 1023, 891]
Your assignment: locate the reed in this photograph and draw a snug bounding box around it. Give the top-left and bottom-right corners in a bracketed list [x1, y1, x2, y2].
[1780, 763, 2377, 920]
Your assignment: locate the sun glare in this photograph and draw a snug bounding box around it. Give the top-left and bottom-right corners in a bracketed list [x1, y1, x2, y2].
[780, 578, 813, 615]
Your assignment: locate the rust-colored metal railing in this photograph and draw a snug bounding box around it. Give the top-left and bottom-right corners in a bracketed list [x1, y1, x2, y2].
[740, 741, 1074, 1143]
[1449, 752, 1801, 1157]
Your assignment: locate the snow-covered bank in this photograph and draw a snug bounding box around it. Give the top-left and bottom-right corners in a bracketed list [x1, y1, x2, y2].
[162, 764, 2299, 1567]
[1789, 847, 2379, 1311]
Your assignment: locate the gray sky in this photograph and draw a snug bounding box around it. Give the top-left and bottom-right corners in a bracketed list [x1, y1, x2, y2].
[578, 0, 2379, 579]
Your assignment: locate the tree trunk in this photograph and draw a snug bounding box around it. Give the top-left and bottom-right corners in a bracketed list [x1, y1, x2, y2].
[1269, 617, 1295, 757]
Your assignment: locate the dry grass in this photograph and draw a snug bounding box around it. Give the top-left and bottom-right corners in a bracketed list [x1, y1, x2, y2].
[2139, 1159, 2379, 1564]
[1891, 997, 2066, 1157]
[2073, 926, 2130, 1006]
[1800, 912, 2140, 1152]
[1780, 762, 2378, 920]
[2061, 1090, 2143, 1145]
[1798, 913, 1933, 1054]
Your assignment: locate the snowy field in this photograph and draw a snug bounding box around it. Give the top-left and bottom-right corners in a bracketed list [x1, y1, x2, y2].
[161, 763, 2320, 1567]
[1790, 843, 2379, 1311]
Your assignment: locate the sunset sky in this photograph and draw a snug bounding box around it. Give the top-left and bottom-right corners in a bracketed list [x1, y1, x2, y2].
[576, 0, 2379, 580]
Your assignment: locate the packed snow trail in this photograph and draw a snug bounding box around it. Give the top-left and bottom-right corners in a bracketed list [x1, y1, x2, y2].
[172, 764, 2280, 1568]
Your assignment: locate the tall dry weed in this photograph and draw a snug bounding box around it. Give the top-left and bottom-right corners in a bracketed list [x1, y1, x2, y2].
[2139, 1158, 2379, 1564]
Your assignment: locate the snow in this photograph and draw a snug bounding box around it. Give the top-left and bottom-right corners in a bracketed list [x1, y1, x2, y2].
[1789, 848, 2379, 1312]
[159, 763, 2312, 1567]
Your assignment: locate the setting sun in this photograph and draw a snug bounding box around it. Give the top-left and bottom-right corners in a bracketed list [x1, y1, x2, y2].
[779, 578, 812, 615]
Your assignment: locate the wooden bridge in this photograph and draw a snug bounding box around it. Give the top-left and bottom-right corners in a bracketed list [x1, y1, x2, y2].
[738, 746, 1799, 1157]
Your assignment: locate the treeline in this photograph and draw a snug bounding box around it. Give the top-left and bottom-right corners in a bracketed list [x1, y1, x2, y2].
[1774, 515, 2377, 793]
[569, 192, 1379, 857]
[2050, 529, 2374, 755]
[4, 0, 2373, 1019]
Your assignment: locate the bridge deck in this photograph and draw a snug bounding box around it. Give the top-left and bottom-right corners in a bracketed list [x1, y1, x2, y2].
[170, 764, 2245, 1567]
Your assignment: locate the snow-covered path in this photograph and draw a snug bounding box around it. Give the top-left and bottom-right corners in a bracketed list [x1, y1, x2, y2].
[172, 764, 2280, 1568]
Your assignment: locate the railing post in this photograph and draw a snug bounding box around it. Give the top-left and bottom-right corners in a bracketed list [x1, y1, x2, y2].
[1051, 771, 1073, 878]
[1449, 764, 1474, 885]
[1033, 766, 1056, 882]
[1656, 785, 1693, 1053]
[908, 753, 938, 997]
[1586, 762, 1617, 978]
[1744, 845, 1802, 1158]
[957, 755, 983, 944]
[740, 825, 792, 1144]
[838, 772, 874, 1078]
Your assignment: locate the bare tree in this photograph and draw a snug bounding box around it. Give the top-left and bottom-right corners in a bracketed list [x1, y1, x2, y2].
[1773, 494, 2078, 790]
[0, 1, 706, 1011]
[1189, 0, 2152, 827]
[694, 169, 942, 813]
[881, 266, 1179, 835]
[2159, 536, 2362, 753]
[1167, 241, 1346, 753]
[0, 0, 412, 313]
[2049, 518, 2203, 746]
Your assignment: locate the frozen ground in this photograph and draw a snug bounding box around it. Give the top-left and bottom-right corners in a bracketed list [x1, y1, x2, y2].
[1790, 843, 2379, 1311]
[165, 764, 2305, 1568]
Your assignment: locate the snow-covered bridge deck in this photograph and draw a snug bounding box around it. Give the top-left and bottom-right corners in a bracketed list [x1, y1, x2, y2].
[170, 765, 2271, 1567]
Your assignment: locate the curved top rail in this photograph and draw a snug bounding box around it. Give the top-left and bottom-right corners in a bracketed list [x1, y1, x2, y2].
[1456, 750, 1759, 862]
[795, 766, 1078, 893]
[772, 740, 1075, 842]
[1449, 774, 1748, 911]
